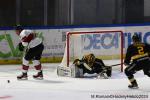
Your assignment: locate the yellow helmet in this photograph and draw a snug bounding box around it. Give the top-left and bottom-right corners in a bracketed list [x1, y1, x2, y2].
[82, 53, 95, 64]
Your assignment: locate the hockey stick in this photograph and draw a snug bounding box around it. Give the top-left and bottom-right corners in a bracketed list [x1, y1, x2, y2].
[104, 63, 124, 70]
[106, 63, 124, 67]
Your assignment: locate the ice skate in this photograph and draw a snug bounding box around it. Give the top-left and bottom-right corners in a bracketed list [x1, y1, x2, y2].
[33, 71, 43, 80]
[128, 84, 139, 89]
[128, 80, 139, 89]
[17, 72, 28, 80]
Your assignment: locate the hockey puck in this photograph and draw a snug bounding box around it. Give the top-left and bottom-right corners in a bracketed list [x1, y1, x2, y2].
[7, 80, 10, 83]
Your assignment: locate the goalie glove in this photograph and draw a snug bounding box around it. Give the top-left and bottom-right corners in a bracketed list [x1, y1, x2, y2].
[18, 42, 24, 51]
[101, 66, 112, 77]
[106, 67, 112, 77]
[73, 59, 81, 66]
[73, 59, 92, 71]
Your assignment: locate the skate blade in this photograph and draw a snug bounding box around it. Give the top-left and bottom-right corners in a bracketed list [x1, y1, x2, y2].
[128, 86, 139, 89]
[17, 78, 28, 80]
[33, 77, 43, 80]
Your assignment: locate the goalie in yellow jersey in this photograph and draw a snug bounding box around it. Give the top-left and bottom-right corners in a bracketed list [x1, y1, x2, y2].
[73, 53, 112, 78]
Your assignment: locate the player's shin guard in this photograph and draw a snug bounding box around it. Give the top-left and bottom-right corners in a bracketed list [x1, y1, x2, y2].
[17, 65, 29, 80]
[33, 64, 43, 80]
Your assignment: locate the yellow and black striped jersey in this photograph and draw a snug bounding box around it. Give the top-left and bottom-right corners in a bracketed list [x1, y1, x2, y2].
[124, 42, 150, 64]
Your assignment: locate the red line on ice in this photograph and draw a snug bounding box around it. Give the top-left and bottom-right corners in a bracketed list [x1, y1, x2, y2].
[0, 95, 13, 99]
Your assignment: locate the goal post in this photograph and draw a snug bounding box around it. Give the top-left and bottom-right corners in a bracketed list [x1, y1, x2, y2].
[60, 30, 124, 74]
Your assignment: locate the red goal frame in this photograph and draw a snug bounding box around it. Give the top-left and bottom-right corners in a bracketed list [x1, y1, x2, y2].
[66, 30, 124, 72]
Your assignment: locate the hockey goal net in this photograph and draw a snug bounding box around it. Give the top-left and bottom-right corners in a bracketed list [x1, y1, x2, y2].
[60, 30, 124, 72]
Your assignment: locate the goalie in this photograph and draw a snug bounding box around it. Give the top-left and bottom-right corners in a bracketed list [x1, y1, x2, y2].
[73, 53, 112, 78]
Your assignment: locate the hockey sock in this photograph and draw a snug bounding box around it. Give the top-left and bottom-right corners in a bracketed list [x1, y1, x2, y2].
[22, 65, 29, 73]
[34, 64, 42, 72]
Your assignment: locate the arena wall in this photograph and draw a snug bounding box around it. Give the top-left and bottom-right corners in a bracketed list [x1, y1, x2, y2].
[0, 25, 150, 64]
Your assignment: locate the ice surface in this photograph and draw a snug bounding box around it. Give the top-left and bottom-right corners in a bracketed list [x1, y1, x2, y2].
[0, 61, 150, 100]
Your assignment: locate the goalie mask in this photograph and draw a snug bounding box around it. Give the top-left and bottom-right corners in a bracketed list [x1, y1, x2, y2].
[82, 53, 95, 66]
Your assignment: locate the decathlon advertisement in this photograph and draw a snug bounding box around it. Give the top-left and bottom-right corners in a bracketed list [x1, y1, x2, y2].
[0, 25, 150, 64]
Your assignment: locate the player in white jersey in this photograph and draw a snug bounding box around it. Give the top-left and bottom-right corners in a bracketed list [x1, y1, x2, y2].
[15, 26, 44, 80]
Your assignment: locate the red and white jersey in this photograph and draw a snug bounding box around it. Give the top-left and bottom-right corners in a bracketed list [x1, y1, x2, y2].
[20, 30, 42, 48]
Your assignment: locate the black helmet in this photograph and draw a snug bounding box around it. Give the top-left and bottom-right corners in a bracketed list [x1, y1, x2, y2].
[132, 33, 141, 42]
[15, 25, 23, 30]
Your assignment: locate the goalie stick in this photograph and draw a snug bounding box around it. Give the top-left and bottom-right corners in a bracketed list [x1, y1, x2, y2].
[103, 63, 124, 71]
[106, 63, 124, 67]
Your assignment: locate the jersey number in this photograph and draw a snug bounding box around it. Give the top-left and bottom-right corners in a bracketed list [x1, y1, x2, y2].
[137, 46, 144, 55]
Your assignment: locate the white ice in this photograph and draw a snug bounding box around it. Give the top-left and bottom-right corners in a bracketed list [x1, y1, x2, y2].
[0, 61, 150, 100]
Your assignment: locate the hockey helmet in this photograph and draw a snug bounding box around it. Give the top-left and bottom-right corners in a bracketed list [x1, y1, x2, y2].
[15, 25, 23, 35]
[15, 25, 23, 31]
[86, 53, 95, 64]
[132, 33, 141, 42]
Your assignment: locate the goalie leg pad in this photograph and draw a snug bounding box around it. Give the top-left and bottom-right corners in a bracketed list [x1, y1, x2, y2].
[57, 66, 72, 77]
[57, 65, 84, 78]
[71, 65, 84, 78]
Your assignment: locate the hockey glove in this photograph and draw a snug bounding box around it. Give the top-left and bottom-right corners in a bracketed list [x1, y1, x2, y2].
[18, 42, 24, 51]
[101, 66, 112, 77]
[106, 67, 112, 77]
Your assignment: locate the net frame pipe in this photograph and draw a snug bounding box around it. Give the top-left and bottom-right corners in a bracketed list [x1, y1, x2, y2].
[66, 30, 124, 72]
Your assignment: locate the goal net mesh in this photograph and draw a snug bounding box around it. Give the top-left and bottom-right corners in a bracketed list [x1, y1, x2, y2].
[60, 30, 124, 72]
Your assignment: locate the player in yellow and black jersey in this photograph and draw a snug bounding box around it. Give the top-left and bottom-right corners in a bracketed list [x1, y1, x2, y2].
[124, 33, 150, 89]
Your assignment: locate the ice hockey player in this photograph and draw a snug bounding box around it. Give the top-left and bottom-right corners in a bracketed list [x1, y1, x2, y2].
[73, 53, 112, 78]
[15, 25, 44, 80]
[124, 33, 150, 89]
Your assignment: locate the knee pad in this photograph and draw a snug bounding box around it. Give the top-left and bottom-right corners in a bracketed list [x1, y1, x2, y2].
[23, 57, 29, 66]
[125, 67, 135, 77]
[32, 60, 40, 66]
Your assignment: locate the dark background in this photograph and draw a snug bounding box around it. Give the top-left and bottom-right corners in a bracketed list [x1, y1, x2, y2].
[0, 0, 149, 26]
